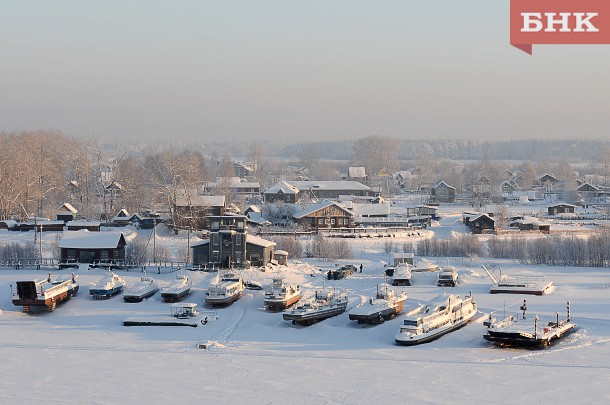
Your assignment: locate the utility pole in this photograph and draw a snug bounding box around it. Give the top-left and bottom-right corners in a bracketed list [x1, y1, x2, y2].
[187, 226, 191, 265]
[153, 218, 157, 264]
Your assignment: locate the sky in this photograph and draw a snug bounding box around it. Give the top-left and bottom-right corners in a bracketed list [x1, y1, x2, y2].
[1, 1, 609, 143]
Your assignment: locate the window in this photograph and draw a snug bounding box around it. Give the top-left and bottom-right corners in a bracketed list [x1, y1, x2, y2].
[331, 218, 336, 225]
[212, 233, 219, 247]
[235, 235, 242, 246]
[318, 218, 324, 224]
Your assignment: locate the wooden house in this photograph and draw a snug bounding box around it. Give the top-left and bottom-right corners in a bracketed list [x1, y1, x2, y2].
[56, 203, 78, 223]
[264, 181, 300, 203]
[346, 167, 367, 182]
[293, 201, 354, 230]
[19, 220, 65, 232]
[59, 231, 126, 265]
[112, 209, 131, 226]
[431, 181, 456, 203]
[465, 213, 495, 234]
[233, 161, 255, 178]
[290, 180, 370, 200]
[515, 218, 551, 234]
[547, 203, 576, 216]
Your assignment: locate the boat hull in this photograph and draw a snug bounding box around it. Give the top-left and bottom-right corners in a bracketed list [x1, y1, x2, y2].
[489, 285, 552, 295]
[283, 305, 347, 325]
[124, 288, 159, 303]
[161, 288, 191, 303]
[392, 279, 411, 286]
[205, 291, 243, 306]
[12, 284, 79, 311]
[264, 294, 301, 311]
[395, 317, 471, 346]
[90, 285, 124, 299]
[349, 306, 398, 324]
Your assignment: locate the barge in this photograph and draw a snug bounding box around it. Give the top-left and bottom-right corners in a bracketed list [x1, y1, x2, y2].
[12, 273, 79, 312]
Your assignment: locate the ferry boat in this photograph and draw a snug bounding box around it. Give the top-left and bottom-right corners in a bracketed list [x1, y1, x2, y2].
[391, 262, 412, 286]
[161, 273, 192, 302]
[123, 274, 159, 302]
[12, 273, 79, 312]
[395, 292, 477, 345]
[482, 265, 553, 295]
[204, 272, 245, 306]
[437, 266, 459, 287]
[349, 284, 408, 324]
[89, 272, 125, 299]
[484, 300, 575, 348]
[282, 289, 348, 325]
[264, 277, 301, 311]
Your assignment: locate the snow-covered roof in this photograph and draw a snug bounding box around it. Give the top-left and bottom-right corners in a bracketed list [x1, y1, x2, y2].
[58, 202, 78, 214]
[0, 220, 18, 228]
[350, 203, 391, 217]
[293, 201, 353, 219]
[66, 220, 102, 227]
[348, 167, 366, 178]
[175, 195, 225, 207]
[290, 180, 370, 192]
[113, 209, 130, 220]
[433, 181, 455, 190]
[264, 181, 299, 195]
[244, 205, 261, 213]
[274, 250, 288, 256]
[246, 234, 276, 248]
[59, 231, 125, 249]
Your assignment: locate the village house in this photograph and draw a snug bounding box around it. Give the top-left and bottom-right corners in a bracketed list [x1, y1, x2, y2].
[463, 213, 495, 234]
[263, 181, 300, 203]
[547, 203, 577, 216]
[55, 203, 78, 223]
[232, 161, 256, 178]
[345, 166, 367, 183]
[112, 209, 131, 226]
[289, 180, 370, 200]
[59, 231, 126, 265]
[293, 201, 354, 230]
[190, 215, 276, 268]
[430, 181, 456, 203]
[66, 220, 101, 232]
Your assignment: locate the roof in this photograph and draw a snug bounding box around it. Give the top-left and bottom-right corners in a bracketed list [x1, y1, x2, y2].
[293, 201, 354, 219]
[244, 205, 261, 213]
[113, 209, 130, 220]
[175, 195, 225, 207]
[58, 202, 78, 214]
[0, 220, 18, 228]
[246, 234, 276, 248]
[348, 167, 366, 178]
[59, 231, 125, 249]
[290, 180, 370, 192]
[350, 203, 391, 217]
[264, 181, 299, 195]
[433, 181, 455, 190]
[66, 220, 102, 227]
[470, 214, 495, 223]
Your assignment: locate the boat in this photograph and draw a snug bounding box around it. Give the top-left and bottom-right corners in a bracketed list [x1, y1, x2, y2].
[282, 289, 348, 325]
[89, 272, 125, 299]
[123, 274, 159, 302]
[437, 266, 458, 287]
[12, 272, 79, 312]
[482, 265, 553, 295]
[161, 273, 192, 302]
[327, 264, 357, 280]
[391, 262, 412, 286]
[349, 284, 408, 324]
[204, 271, 245, 306]
[484, 300, 575, 348]
[264, 277, 301, 311]
[395, 292, 478, 345]
[123, 303, 210, 327]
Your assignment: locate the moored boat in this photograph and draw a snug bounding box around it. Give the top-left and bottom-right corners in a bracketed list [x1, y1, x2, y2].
[349, 284, 407, 324]
[123, 275, 159, 302]
[204, 272, 245, 306]
[89, 272, 125, 299]
[437, 266, 458, 287]
[161, 273, 192, 302]
[392, 262, 412, 286]
[282, 289, 348, 325]
[482, 265, 553, 295]
[264, 277, 301, 311]
[484, 300, 575, 348]
[395, 292, 477, 345]
[12, 273, 79, 312]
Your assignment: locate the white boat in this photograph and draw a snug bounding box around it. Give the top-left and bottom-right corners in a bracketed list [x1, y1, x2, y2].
[264, 277, 301, 311]
[349, 284, 408, 324]
[123, 275, 159, 302]
[205, 272, 245, 306]
[395, 293, 477, 345]
[89, 272, 126, 299]
[437, 266, 458, 287]
[482, 265, 553, 295]
[282, 289, 348, 325]
[392, 262, 412, 286]
[411, 259, 439, 272]
[161, 273, 192, 302]
[484, 300, 575, 348]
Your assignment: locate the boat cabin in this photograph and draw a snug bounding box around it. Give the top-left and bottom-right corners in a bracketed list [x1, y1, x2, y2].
[171, 303, 199, 318]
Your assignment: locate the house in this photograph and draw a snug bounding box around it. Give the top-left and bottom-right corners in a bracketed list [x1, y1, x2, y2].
[104, 181, 124, 212]
[190, 215, 276, 268]
[18, 220, 65, 232]
[547, 203, 576, 216]
[66, 220, 102, 232]
[293, 201, 354, 230]
[577, 182, 603, 203]
[59, 231, 126, 265]
[0, 220, 18, 230]
[539, 174, 560, 188]
[472, 175, 502, 200]
[431, 181, 456, 203]
[129, 212, 165, 229]
[515, 217, 551, 234]
[289, 180, 370, 200]
[173, 195, 225, 230]
[56, 203, 78, 223]
[209, 177, 260, 194]
[264, 181, 300, 203]
[463, 213, 495, 234]
[346, 167, 366, 182]
[274, 250, 289, 265]
[233, 161, 256, 178]
[500, 180, 517, 194]
[112, 209, 131, 226]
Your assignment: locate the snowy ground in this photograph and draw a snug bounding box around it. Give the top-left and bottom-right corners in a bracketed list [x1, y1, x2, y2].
[2, 233, 610, 403]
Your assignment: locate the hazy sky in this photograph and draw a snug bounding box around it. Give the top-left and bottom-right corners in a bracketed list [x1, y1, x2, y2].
[1, 1, 609, 143]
